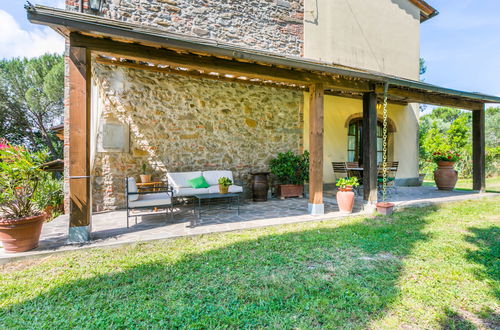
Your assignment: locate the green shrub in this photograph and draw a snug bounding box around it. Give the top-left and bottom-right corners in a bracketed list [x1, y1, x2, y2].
[33, 176, 63, 211]
[269, 150, 309, 185]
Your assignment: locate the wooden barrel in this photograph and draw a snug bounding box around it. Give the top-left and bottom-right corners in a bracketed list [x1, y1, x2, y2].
[251, 172, 270, 202]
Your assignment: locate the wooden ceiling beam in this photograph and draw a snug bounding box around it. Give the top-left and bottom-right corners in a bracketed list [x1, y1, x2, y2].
[70, 33, 372, 93]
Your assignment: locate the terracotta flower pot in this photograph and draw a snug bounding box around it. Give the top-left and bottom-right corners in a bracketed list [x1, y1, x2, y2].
[0, 213, 46, 253]
[277, 184, 304, 199]
[140, 174, 152, 183]
[336, 186, 355, 213]
[434, 161, 458, 191]
[219, 185, 229, 194]
[376, 202, 395, 216]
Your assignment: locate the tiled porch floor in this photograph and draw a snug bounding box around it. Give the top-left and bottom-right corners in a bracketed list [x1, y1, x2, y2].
[1, 187, 497, 262]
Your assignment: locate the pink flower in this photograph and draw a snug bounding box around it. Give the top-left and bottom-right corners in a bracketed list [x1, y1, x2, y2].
[0, 144, 8, 150]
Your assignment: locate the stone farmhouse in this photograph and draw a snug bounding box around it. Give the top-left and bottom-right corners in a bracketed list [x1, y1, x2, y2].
[27, 0, 498, 241]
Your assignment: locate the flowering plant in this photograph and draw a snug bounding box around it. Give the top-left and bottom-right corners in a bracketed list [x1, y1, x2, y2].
[336, 177, 360, 189]
[432, 151, 460, 163]
[0, 140, 48, 220]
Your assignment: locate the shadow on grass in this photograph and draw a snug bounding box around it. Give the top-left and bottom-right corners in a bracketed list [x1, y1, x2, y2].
[438, 308, 477, 330]
[0, 208, 436, 328]
[465, 226, 499, 299]
[462, 226, 500, 329]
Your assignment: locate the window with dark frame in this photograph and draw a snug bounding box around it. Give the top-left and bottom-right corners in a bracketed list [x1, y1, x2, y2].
[347, 119, 385, 165]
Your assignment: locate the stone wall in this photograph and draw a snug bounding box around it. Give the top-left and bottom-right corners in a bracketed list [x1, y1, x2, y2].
[66, 0, 304, 56]
[91, 63, 303, 210]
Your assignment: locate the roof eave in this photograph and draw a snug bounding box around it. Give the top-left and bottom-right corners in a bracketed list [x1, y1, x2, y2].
[26, 5, 500, 107]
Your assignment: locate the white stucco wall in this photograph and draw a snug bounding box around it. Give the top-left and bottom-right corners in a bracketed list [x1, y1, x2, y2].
[304, 0, 421, 80]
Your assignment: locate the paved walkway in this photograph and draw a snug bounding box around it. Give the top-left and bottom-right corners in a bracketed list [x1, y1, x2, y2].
[1, 187, 497, 263]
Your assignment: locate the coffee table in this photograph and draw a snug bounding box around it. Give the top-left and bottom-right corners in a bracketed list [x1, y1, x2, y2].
[191, 193, 240, 227]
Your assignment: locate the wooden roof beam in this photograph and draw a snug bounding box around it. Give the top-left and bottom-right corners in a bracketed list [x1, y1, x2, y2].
[70, 33, 372, 93]
[375, 85, 484, 110]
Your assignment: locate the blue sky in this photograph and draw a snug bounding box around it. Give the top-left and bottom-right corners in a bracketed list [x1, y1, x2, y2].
[0, 0, 499, 98]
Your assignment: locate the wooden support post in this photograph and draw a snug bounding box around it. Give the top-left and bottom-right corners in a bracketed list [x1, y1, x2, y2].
[362, 92, 378, 203]
[472, 105, 485, 192]
[308, 83, 324, 215]
[68, 45, 91, 242]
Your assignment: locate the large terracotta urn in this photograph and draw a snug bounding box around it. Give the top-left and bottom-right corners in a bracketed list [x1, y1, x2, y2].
[337, 186, 355, 213]
[434, 161, 458, 191]
[0, 213, 46, 253]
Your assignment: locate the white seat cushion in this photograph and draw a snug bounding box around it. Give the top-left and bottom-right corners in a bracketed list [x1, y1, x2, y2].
[208, 185, 243, 194]
[203, 170, 234, 186]
[128, 192, 172, 208]
[173, 187, 210, 196]
[127, 177, 139, 202]
[167, 171, 202, 188]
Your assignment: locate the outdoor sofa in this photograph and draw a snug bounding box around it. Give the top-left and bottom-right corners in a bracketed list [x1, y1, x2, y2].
[125, 170, 243, 227]
[167, 170, 243, 196]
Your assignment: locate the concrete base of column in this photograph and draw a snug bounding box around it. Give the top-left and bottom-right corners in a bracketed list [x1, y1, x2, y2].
[308, 203, 324, 215]
[68, 225, 90, 243]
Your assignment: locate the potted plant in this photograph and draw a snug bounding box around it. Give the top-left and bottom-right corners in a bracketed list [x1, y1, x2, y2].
[432, 151, 460, 190]
[335, 177, 359, 213]
[269, 150, 309, 199]
[218, 177, 232, 194]
[0, 142, 48, 253]
[140, 163, 152, 183]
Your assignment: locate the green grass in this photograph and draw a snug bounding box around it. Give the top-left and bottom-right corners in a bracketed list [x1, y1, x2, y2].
[1, 198, 499, 328]
[424, 176, 500, 192]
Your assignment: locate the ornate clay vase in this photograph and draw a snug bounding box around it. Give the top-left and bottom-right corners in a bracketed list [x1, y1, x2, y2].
[0, 212, 47, 253]
[336, 186, 355, 213]
[434, 161, 458, 191]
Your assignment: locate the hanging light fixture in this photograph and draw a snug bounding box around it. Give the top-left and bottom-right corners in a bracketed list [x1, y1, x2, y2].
[88, 0, 103, 12]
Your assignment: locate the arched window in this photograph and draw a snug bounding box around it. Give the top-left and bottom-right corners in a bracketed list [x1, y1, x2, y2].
[347, 119, 385, 164]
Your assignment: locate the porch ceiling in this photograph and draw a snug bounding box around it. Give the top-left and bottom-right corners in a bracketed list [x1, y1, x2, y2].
[27, 4, 500, 110]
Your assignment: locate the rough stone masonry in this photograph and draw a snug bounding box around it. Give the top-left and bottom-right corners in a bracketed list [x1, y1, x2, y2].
[91, 64, 303, 210]
[63, 0, 306, 210]
[67, 0, 304, 56]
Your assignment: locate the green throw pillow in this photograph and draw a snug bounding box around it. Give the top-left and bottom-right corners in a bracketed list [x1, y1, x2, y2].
[188, 176, 210, 189]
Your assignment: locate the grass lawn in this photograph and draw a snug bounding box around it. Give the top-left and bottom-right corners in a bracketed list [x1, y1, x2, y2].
[1, 198, 499, 328]
[424, 176, 500, 193]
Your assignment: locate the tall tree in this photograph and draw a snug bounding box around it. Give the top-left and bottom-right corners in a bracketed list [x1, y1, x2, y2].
[0, 54, 64, 158]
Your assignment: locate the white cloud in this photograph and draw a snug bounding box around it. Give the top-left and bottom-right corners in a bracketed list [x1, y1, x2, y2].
[0, 9, 64, 60]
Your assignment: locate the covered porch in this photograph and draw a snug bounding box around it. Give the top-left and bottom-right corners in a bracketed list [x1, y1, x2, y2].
[27, 5, 500, 243]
